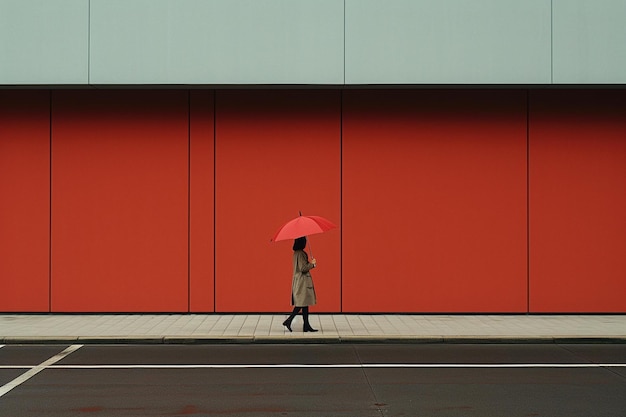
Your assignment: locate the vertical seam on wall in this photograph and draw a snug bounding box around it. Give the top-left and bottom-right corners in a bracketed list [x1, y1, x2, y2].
[550, 0, 553, 84]
[213, 91, 217, 313]
[87, 0, 90, 85]
[526, 90, 530, 314]
[343, 0, 346, 84]
[188, 91, 191, 313]
[340, 90, 343, 313]
[49, 91, 53, 312]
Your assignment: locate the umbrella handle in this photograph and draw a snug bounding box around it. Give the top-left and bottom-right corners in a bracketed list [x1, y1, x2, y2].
[308, 239, 316, 264]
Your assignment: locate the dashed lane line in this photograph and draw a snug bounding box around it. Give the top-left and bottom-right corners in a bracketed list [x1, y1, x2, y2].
[0, 344, 83, 398]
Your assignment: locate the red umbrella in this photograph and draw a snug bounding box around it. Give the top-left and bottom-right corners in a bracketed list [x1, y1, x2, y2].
[271, 213, 337, 242]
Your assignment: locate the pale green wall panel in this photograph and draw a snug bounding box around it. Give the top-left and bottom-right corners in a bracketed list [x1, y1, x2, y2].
[345, 0, 552, 84]
[0, 0, 88, 84]
[89, 0, 344, 84]
[3, 0, 625, 86]
[553, 0, 626, 84]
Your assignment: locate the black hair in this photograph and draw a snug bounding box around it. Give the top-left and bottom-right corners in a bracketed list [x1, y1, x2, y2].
[292, 236, 307, 251]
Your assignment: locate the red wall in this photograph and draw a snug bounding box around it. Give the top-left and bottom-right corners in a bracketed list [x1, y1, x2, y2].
[529, 90, 626, 312]
[214, 91, 341, 312]
[51, 91, 189, 312]
[0, 91, 50, 311]
[0, 89, 624, 313]
[189, 91, 215, 312]
[342, 90, 528, 312]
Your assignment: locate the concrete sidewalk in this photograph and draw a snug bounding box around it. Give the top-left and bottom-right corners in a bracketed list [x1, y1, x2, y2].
[1, 314, 625, 344]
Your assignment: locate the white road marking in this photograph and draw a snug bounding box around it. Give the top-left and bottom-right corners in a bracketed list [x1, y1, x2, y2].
[0, 363, 624, 369]
[0, 344, 82, 398]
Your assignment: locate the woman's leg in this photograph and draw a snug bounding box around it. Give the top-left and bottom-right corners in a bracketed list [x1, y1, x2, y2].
[283, 307, 301, 332]
[302, 306, 318, 332]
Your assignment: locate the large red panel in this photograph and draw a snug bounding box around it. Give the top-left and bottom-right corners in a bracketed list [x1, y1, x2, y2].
[215, 90, 341, 312]
[0, 91, 50, 312]
[343, 90, 528, 312]
[189, 91, 215, 312]
[529, 90, 626, 312]
[51, 91, 189, 312]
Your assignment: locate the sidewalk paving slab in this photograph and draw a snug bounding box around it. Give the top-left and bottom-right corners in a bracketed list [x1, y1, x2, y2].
[1, 314, 625, 344]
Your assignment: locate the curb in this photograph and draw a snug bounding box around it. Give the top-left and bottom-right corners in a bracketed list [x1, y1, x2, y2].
[2, 336, 626, 345]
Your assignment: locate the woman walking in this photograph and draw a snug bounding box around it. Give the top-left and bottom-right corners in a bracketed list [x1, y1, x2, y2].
[283, 236, 318, 332]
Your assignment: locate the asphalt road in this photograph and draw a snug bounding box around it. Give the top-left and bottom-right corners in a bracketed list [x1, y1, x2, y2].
[1, 343, 625, 416]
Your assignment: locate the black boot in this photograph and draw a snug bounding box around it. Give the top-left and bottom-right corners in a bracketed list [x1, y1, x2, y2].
[302, 307, 318, 332]
[283, 307, 300, 332]
[282, 318, 292, 332]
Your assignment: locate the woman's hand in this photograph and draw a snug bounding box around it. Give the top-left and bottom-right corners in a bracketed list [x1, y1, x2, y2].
[311, 258, 317, 267]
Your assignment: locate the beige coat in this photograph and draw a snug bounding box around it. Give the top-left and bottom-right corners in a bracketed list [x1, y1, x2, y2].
[291, 250, 317, 306]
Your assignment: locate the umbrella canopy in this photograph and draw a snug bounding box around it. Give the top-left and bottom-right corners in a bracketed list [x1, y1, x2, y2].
[271, 215, 337, 242]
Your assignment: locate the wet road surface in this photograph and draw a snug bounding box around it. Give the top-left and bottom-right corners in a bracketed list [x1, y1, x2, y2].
[1, 343, 625, 416]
